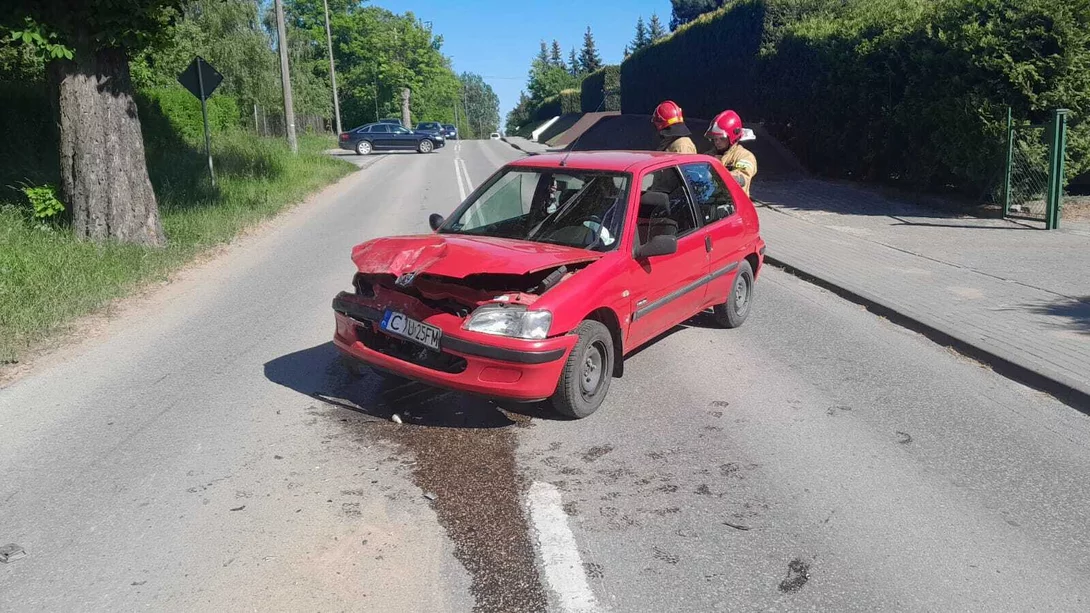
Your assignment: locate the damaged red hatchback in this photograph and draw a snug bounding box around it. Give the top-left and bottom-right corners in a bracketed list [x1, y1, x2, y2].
[332, 151, 765, 418]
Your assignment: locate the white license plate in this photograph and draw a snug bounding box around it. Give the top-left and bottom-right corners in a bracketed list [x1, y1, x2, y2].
[380, 310, 442, 351]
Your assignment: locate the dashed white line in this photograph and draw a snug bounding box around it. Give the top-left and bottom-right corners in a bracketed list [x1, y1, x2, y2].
[527, 481, 604, 613]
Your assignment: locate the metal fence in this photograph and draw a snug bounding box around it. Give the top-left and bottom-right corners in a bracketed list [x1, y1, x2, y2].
[250, 104, 331, 138]
[1003, 108, 1070, 229]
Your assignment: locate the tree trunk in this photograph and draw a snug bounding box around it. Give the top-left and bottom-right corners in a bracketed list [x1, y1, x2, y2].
[401, 87, 411, 129]
[50, 46, 165, 246]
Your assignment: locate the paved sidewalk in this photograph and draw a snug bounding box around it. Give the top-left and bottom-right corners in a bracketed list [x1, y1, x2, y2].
[753, 180, 1090, 409]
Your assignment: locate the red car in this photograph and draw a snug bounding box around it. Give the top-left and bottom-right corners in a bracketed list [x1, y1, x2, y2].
[332, 151, 765, 418]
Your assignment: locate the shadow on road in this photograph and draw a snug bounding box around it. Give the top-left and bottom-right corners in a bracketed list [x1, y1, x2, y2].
[263, 342, 559, 429]
[1029, 296, 1090, 334]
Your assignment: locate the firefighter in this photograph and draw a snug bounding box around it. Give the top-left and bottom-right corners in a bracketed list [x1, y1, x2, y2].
[652, 100, 697, 154]
[705, 110, 757, 196]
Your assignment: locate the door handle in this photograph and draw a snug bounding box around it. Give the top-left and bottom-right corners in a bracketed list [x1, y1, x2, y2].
[705, 235, 712, 252]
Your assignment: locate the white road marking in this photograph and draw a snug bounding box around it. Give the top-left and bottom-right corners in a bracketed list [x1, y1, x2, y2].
[453, 153, 468, 202]
[453, 145, 479, 226]
[527, 481, 604, 613]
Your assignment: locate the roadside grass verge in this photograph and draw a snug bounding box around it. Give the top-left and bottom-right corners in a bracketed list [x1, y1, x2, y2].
[0, 131, 355, 365]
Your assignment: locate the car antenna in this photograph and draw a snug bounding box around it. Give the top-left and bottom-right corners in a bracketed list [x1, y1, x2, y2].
[559, 96, 607, 167]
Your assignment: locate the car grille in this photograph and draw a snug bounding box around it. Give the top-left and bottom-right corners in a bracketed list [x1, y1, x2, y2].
[355, 323, 467, 374]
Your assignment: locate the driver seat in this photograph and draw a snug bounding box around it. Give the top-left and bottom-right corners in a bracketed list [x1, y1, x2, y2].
[636, 191, 678, 244]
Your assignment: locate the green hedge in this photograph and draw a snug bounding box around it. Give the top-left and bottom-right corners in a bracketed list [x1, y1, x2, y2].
[559, 89, 581, 114]
[530, 89, 582, 122]
[580, 66, 621, 112]
[139, 87, 242, 144]
[619, 0, 1090, 192]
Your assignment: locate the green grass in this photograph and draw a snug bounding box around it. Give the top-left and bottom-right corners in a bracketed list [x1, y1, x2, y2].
[0, 132, 354, 364]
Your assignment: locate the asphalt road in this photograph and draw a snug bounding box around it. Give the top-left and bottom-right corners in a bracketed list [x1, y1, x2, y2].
[2, 140, 1090, 612]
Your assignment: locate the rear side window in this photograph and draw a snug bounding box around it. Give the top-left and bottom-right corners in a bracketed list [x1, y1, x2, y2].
[371, 124, 391, 133]
[357, 126, 372, 133]
[680, 163, 737, 223]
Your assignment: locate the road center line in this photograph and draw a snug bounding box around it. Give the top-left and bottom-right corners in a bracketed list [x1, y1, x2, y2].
[454, 154, 468, 202]
[527, 481, 604, 613]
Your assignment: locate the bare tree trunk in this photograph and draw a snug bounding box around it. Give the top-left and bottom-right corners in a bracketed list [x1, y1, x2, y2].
[51, 46, 165, 246]
[401, 87, 411, 129]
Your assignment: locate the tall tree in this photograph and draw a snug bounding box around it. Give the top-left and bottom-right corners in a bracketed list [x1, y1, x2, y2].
[549, 40, 564, 69]
[460, 72, 500, 138]
[578, 26, 602, 74]
[631, 16, 649, 53]
[669, 0, 726, 30]
[526, 56, 579, 102]
[568, 47, 579, 77]
[4, 1, 183, 246]
[505, 90, 532, 134]
[649, 13, 667, 41]
[537, 40, 549, 65]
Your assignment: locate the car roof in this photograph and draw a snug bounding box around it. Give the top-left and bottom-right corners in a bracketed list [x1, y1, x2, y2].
[508, 150, 709, 172]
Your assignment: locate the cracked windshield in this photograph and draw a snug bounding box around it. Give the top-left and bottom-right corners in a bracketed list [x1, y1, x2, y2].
[2, 0, 1089, 611]
[443, 169, 628, 251]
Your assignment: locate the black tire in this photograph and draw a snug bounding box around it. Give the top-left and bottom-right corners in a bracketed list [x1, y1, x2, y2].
[712, 260, 754, 329]
[550, 320, 615, 419]
[418, 139, 434, 153]
[356, 140, 372, 155]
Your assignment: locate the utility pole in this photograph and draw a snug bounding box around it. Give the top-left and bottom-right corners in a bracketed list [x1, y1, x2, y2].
[274, 0, 297, 153]
[463, 84, 470, 139]
[322, 0, 342, 135]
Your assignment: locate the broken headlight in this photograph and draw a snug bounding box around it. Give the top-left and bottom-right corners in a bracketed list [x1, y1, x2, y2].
[463, 304, 552, 340]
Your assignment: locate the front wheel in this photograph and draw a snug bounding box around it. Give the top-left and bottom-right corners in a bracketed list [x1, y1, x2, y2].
[356, 140, 372, 155]
[712, 260, 754, 329]
[418, 139, 434, 153]
[551, 320, 614, 419]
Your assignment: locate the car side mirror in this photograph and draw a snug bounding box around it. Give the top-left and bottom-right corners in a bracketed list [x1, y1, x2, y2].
[428, 213, 444, 231]
[635, 234, 678, 259]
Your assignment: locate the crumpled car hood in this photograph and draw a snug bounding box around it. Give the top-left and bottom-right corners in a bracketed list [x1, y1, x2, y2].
[350, 234, 601, 279]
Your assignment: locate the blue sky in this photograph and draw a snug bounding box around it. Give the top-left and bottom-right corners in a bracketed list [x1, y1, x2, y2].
[374, 0, 672, 117]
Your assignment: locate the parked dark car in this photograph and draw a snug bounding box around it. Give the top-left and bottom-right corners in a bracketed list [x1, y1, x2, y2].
[442, 124, 458, 140]
[339, 123, 445, 155]
[415, 121, 446, 139]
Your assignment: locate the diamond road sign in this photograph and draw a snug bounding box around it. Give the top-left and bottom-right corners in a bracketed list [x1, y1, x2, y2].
[177, 56, 223, 101]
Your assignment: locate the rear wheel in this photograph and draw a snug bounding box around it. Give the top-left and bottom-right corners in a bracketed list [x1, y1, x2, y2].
[551, 320, 614, 419]
[356, 140, 372, 155]
[712, 260, 754, 329]
[418, 139, 434, 153]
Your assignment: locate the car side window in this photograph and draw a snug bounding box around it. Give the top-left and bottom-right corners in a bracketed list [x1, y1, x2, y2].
[371, 124, 390, 133]
[639, 167, 698, 237]
[681, 162, 737, 224]
[356, 126, 372, 133]
[393, 126, 410, 135]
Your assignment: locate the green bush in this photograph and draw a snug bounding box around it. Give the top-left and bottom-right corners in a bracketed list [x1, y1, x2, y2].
[559, 89, 581, 114]
[532, 95, 562, 121]
[139, 87, 242, 144]
[619, 0, 1090, 193]
[20, 184, 64, 220]
[580, 66, 621, 112]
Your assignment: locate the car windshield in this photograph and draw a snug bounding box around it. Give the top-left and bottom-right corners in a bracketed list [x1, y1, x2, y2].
[440, 168, 630, 252]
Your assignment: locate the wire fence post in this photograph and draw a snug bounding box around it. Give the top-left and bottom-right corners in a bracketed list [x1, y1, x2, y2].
[1045, 108, 1069, 231]
[1003, 106, 1014, 217]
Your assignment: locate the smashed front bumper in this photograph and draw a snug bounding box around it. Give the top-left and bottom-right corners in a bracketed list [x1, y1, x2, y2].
[331, 292, 575, 401]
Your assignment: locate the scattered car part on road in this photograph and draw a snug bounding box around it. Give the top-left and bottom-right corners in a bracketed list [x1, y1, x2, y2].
[0, 543, 26, 563]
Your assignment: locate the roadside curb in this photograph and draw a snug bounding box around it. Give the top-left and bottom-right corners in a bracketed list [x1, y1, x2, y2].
[762, 252, 1090, 414]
